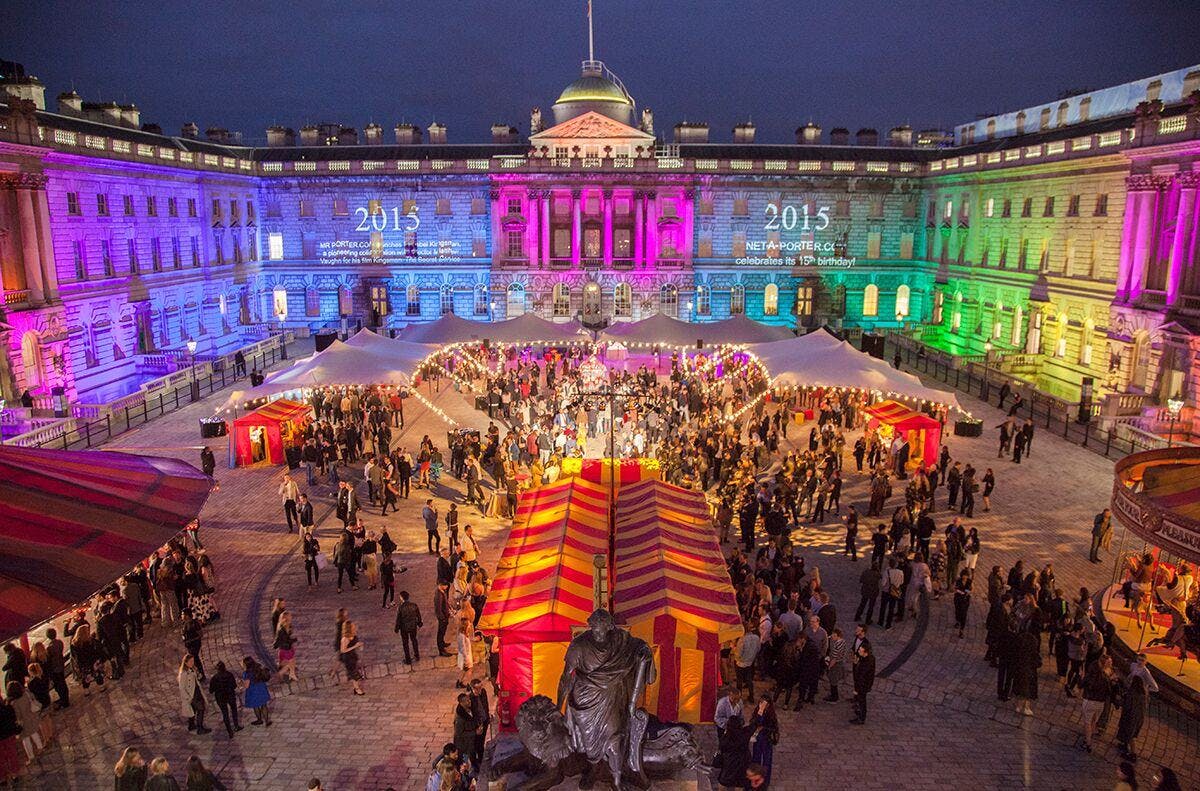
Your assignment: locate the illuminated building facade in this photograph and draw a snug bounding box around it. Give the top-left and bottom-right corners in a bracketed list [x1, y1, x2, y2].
[1, 57, 1199, 435]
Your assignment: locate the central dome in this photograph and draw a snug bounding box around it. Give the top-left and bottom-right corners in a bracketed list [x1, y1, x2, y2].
[551, 62, 634, 126]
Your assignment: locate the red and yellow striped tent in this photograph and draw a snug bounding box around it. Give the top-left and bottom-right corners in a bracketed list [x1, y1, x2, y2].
[232, 398, 310, 466]
[478, 477, 609, 729]
[612, 479, 742, 724]
[863, 399, 941, 468]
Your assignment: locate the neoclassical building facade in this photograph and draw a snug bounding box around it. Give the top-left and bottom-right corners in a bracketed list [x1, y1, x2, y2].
[1, 57, 1199, 432]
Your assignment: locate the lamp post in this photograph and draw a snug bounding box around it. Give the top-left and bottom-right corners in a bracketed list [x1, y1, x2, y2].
[982, 340, 992, 402]
[186, 338, 200, 402]
[1167, 394, 1184, 448]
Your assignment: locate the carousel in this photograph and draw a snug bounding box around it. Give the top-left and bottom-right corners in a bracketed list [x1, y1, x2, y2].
[1104, 447, 1200, 715]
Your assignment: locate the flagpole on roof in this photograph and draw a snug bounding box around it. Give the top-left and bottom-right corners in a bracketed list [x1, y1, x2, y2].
[587, 0, 594, 62]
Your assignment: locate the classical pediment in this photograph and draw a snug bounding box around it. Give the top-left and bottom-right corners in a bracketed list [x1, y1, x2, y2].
[531, 110, 654, 146]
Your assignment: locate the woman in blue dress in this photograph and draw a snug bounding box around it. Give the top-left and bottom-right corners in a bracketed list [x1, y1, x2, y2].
[241, 656, 272, 726]
[749, 694, 779, 785]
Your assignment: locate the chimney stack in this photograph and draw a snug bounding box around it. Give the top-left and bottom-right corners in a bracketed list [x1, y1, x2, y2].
[427, 121, 447, 144]
[95, 102, 123, 125]
[266, 126, 296, 147]
[796, 122, 821, 144]
[888, 125, 913, 147]
[855, 127, 879, 146]
[335, 126, 358, 145]
[491, 123, 518, 143]
[2, 75, 45, 110]
[829, 127, 850, 146]
[205, 127, 232, 144]
[395, 123, 422, 145]
[733, 122, 756, 143]
[299, 125, 319, 146]
[119, 104, 140, 129]
[57, 90, 82, 116]
[673, 121, 709, 143]
[181, 122, 199, 139]
[363, 123, 383, 145]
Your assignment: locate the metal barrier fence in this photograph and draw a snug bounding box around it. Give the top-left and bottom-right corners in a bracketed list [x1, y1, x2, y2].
[884, 333, 1182, 461]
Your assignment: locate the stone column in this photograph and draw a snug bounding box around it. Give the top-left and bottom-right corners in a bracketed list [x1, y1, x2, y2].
[526, 189, 540, 268]
[14, 184, 46, 303]
[570, 189, 582, 268]
[1167, 173, 1198, 306]
[540, 190, 551, 267]
[489, 188, 502, 266]
[602, 189, 614, 266]
[683, 188, 696, 268]
[633, 190, 645, 269]
[1126, 175, 1167, 300]
[1115, 181, 1144, 301]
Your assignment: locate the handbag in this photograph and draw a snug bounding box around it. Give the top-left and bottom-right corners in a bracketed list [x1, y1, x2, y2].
[315, 553, 329, 571]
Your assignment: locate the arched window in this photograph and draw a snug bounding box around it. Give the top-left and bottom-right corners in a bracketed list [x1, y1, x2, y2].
[506, 283, 525, 318]
[932, 290, 944, 325]
[474, 284, 489, 316]
[862, 283, 879, 317]
[763, 283, 779, 316]
[695, 285, 711, 316]
[440, 285, 454, 315]
[992, 301, 1004, 339]
[20, 331, 43, 388]
[272, 286, 288, 321]
[1080, 318, 1094, 365]
[406, 284, 421, 316]
[1010, 305, 1023, 346]
[951, 291, 962, 331]
[552, 283, 571, 317]
[660, 283, 679, 317]
[730, 284, 746, 315]
[895, 284, 910, 319]
[614, 283, 632, 317]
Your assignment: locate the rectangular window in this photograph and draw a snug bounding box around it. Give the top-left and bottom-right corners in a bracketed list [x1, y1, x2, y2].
[866, 232, 882, 259]
[191, 237, 199, 267]
[1001, 199, 1012, 218]
[151, 238, 162, 272]
[188, 197, 197, 217]
[505, 230, 524, 258]
[1021, 198, 1032, 218]
[124, 194, 135, 216]
[732, 198, 748, 217]
[404, 231, 418, 257]
[985, 197, 995, 218]
[332, 199, 349, 216]
[268, 232, 284, 260]
[899, 232, 914, 260]
[146, 196, 157, 216]
[67, 192, 81, 215]
[1043, 196, 1055, 217]
[102, 239, 114, 276]
[370, 232, 383, 259]
[246, 201, 255, 222]
[213, 232, 223, 265]
[229, 200, 239, 222]
[299, 199, 314, 217]
[506, 198, 522, 216]
[435, 198, 451, 215]
[402, 199, 418, 215]
[796, 285, 814, 317]
[128, 239, 139, 273]
[74, 240, 87, 279]
[96, 193, 109, 216]
[553, 228, 571, 258]
[1094, 194, 1108, 216]
[615, 229, 632, 258]
[471, 197, 487, 215]
[168, 197, 177, 217]
[836, 200, 851, 218]
[368, 199, 383, 216]
[173, 237, 182, 269]
[212, 198, 222, 219]
[732, 231, 747, 258]
[1067, 195, 1080, 217]
[730, 287, 745, 315]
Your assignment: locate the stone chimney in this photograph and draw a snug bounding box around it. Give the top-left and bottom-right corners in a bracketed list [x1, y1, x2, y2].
[57, 90, 82, 116]
[363, 123, 383, 145]
[733, 122, 756, 143]
[95, 102, 123, 125]
[829, 127, 850, 146]
[530, 107, 543, 135]
[640, 107, 654, 135]
[181, 122, 199, 139]
[855, 128, 879, 146]
[888, 125, 913, 147]
[491, 123, 518, 143]
[266, 126, 296, 147]
[299, 124, 319, 146]
[673, 122, 709, 143]
[336, 126, 358, 145]
[796, 122, 821, 144]
[3, 75, 45, 110]
[205, 127, 231, 144]
[120, 104, 140, 129]
[427, 122, 447, 144]
[395, 123, 422, 145]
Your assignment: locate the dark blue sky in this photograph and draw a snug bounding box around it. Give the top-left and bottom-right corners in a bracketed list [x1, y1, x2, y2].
[3, 1, 1197, 144]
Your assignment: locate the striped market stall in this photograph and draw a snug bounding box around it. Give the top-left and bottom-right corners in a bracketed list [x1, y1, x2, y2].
[612, 479, 742, 724]
[478, 477, 610, 730]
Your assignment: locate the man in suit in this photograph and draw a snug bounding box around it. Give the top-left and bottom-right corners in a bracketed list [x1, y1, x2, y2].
[335, 481, 358, 527]
[44, 629, 70, 709]
[298, 493, 314, 533]
[394, 590, 423, 664]
[434, 581, 452, 656]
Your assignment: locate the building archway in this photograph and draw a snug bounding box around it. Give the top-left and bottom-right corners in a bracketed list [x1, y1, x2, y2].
[506, 283, 525, 318]
[582, 280, 602, 325]
[20, 331, 43, 389]
[1131, 331, 1151, 392]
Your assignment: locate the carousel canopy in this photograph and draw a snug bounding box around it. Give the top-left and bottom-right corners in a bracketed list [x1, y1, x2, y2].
[745, 331, 961, 410]
[0, 446, 213, 641]
[222, 338, 435, 407]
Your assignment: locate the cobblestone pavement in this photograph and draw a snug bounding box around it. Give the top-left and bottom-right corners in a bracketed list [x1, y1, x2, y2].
[18, 371, 1200, 790]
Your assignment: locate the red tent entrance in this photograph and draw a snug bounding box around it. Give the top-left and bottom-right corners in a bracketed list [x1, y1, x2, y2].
[863, 399, 942, 469]
[232, 399, 310, 467]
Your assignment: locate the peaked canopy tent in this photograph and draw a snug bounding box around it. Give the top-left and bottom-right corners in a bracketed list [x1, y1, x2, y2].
[232, 398, 311, 466]
[696, 314, 795, 344]
[0, 446, 213, 642]
[612, 479, 742, 724]
[600, 311, 705, 347]
[394, 313, 491, 344]
[472, 312, 592, 345]
[863, 399, 943, 469]
[478, 477, 609, 730]
[745, 331, 961, 411]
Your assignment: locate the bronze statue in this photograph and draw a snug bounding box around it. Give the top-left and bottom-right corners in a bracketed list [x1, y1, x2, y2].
[556, 608, 656, 789]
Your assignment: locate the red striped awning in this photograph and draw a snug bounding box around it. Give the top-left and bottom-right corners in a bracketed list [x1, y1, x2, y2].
[0, 446, 213, 641]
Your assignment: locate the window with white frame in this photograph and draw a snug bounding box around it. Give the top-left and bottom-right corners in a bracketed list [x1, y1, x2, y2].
[268, 232, 284, 260]
[894, 284, 910, 318]
[440, 285, 454, 315]
[763, 283, 779, 316]
[474, 285, 489, 316]
[730, 284, 745, 315]
[660, 284, 679, 317]
[553, 283, 571, 317]
[696, 285, 711, 316]
[614, 283, 632, 317]
[406, 285, 421, 315]
[795, 285, 813, 317]
[862, 283, 879, 317]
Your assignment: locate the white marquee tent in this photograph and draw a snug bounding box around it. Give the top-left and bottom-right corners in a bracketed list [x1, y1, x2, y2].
[697, 315, 795, 344]
[745, 331, 961, 410]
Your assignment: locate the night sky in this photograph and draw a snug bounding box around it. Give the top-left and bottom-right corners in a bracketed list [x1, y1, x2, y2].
[3, 1, 1198, 145]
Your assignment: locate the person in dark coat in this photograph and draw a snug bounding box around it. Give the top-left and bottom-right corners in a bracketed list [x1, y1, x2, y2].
[850, 640, 876, 724]
[1011, 627, 1040, 716]
[716, 713, 751, 790]
[208, 661, 242, 737]
[1116, 675, 1149, 760]
[452, 694, 477, 765]
[794, 635, 823, 709]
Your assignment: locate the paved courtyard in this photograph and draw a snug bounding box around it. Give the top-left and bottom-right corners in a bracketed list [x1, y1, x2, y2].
[18, 365, 1200, 790]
